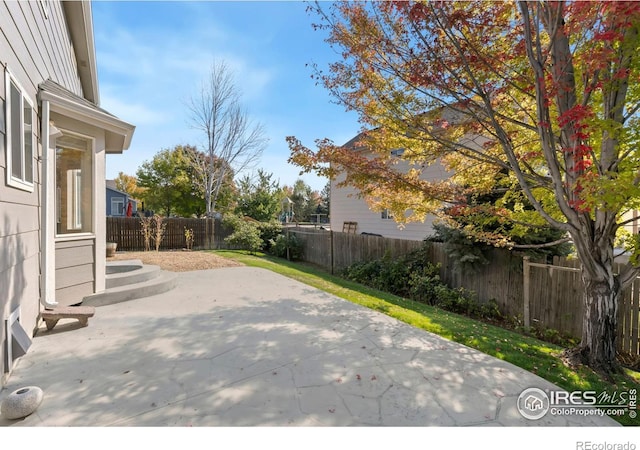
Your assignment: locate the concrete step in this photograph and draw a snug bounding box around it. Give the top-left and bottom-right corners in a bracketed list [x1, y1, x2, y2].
[106, 264, 162, 289]
[82, 270, 178, 307]
[106, 259, 144, 274]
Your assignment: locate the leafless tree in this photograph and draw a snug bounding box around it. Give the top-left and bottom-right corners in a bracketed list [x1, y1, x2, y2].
[186, 61, 267, 217]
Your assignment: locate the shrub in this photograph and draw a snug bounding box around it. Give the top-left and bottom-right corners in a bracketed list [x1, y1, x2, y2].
[151, 215, 166, 252]
[342, 247, 442, 298]
[342, 258, 404, 294]
[341, 242, 503, 322]
[140, 216, 152, 251]
[269, 233, 303, 260]
[407, 270, 441, 304]
[223, 215, 262, 253]
[432, 284, 464, 311]
[341, 260, 381, 285]
[478, 299, 502, 320]
[375, 256, 413, 295]
[184, 227, 194, 250]
[257, 220, 283, 251]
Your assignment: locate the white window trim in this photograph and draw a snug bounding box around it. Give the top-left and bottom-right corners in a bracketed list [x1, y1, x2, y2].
[54, 129, 96, 239]
[111, 197, 124, 216]
[5, 68, 35, 192]
[381, 209, 394, 220]
[55, 233, 96, 243]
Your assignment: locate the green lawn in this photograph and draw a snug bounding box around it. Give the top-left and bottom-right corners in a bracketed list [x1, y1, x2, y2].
[214, 250, 640, 426]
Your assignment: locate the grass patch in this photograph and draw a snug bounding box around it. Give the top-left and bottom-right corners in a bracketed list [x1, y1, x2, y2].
[215, 250, 640, 426]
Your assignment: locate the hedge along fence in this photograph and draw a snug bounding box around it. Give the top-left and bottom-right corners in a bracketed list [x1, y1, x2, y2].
[106, 217, 234, 251]
[286, 227, 423, 273]
[287, 227, 523, 317]
[288, 228, 640, 356]
[423, 241, 525, 320]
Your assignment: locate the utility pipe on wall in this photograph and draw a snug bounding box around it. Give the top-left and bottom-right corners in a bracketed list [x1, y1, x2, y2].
[40, 99, 59, 309]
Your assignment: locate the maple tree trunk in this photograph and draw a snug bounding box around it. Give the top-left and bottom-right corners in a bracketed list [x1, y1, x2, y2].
[576, 267, 620, 375]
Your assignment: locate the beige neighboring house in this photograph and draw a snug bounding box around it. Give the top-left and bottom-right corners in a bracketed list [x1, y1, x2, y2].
[621, 210, 640, 236]
[334, 115, 640, 249]
[330, 132, 452, 241]
[1, 1, 135, 384]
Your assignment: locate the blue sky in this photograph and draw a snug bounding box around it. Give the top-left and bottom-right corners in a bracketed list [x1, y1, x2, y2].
[93, 0, 360, 192]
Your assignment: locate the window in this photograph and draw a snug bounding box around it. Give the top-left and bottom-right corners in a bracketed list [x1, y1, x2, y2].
[5, 70, 35, 191]
[111, 197, 124, 216]
[381, 209, 393, 220]
[390, 148, 405, 157]
[56, 133, 93, 235]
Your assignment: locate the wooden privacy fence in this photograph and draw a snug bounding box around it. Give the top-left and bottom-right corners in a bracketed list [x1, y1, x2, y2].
[289, 228, 639, 356]
[288, 228, 524, 318]
[524, 256, 640, 356]
[287, 227, 423, 272]
[106, 217, 233, 251]
[423, 243, 525, 319]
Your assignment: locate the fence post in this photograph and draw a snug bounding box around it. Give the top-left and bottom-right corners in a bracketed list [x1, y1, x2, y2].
[330, 230, 334, 274]
[206, 219, 211, 250]
[286, 227, 290, 261]
[523, 255, 531, 328]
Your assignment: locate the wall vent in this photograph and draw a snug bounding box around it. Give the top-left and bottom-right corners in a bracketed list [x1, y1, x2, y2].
[4, 307, 32, 373]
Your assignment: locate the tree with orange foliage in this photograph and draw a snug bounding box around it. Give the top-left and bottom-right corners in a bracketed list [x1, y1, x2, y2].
[288, 1, 640, 374]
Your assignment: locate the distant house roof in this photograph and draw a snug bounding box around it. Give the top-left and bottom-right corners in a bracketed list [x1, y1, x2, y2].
[105, 180, 131, 198]
[342, 131, 370, 150]
[342, 106, 471, 152]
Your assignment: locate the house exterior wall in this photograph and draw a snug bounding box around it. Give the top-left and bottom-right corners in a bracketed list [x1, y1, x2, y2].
[0, 0, 87, 383]
[54, 239, 95, 306]
[106, 188, 126, 216]
[0, 1, 83, 99]
[106, 187, 137, 217]
[330, 156, 451, 241]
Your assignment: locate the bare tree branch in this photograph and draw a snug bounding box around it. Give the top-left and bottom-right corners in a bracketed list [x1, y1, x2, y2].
[509, 237, 572, 250]
[186, 61, 268, 217]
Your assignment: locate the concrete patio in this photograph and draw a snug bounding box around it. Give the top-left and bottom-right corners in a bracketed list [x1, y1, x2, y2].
[0, 267, 619, 426]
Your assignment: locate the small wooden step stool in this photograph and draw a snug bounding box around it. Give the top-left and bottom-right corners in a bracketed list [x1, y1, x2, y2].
[41, 306, 96, 331]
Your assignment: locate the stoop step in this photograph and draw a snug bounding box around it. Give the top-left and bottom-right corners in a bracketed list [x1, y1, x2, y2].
[106, 264, 162, 289]
[83, 262, 178, 307]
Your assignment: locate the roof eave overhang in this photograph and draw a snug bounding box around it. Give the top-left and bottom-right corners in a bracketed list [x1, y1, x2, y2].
[62, 1, 99, 104]
[40, 89, 135, 154]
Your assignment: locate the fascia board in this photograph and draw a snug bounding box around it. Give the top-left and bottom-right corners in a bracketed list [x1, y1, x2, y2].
[40, 90, 135, 150]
